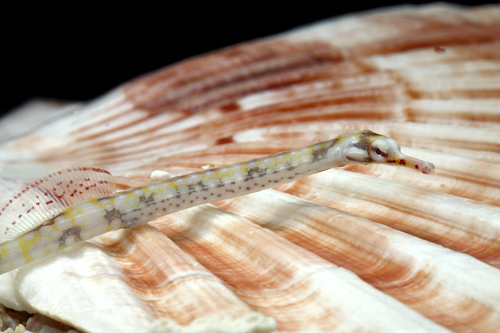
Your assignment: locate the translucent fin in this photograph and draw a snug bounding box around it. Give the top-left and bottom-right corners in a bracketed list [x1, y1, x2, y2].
[311, 134, 331, 144]
[0, 167, 115, 243]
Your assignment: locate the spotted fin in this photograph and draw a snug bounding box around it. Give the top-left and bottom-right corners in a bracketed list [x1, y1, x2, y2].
[0, 167, 115, 243]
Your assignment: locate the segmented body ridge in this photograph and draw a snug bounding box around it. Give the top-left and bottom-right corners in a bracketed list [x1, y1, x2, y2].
[0, 130, 434, 274]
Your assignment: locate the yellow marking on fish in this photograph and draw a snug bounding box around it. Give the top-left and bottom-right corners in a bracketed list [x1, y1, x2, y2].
[63, 209, 85, 226]
[51, 224, 62, 232]
[19, 231, 41, 262]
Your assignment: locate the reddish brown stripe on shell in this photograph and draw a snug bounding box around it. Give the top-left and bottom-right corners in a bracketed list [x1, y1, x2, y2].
[123, 41, 343, 114]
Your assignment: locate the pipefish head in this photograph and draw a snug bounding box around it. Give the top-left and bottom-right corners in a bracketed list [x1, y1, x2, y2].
[332, 129, 435, 174]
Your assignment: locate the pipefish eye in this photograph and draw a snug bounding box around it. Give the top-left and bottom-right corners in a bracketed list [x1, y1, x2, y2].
[369, 138, 393, 162]
[371, 146, 386, 162]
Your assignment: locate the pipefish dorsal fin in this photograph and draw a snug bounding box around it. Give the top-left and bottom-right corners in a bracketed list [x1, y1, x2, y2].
[311, 134, 331, 144]
[0, 167, 115, 243]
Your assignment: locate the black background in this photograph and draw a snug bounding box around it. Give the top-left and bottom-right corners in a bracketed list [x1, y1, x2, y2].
[1, 1, 495, 117]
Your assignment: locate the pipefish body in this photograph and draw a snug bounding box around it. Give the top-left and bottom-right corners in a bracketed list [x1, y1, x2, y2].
[0, 129, 434, 275]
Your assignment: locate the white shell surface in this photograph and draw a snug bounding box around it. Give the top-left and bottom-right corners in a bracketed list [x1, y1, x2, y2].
[1, 3, 500, 333]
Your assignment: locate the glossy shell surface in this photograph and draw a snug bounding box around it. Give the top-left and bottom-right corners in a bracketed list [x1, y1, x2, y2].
[1, 4, 500, 333]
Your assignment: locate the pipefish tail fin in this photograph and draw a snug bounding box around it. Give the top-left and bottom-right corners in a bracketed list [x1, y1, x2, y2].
[0, 167, 115, 243]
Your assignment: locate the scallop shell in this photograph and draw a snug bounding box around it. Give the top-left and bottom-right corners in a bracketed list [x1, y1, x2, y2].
[1, 3, 500, 333]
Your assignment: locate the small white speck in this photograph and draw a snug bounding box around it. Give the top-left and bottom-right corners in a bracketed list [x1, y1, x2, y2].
[150, 170, 172, 182]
